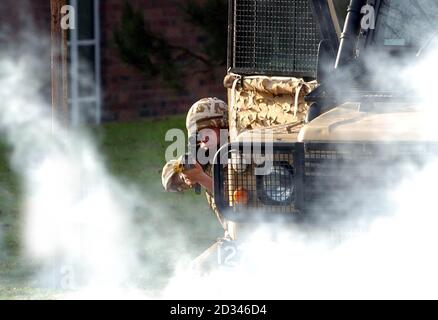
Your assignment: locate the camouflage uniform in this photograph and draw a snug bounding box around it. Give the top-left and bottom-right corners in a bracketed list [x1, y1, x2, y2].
[162, 97, 229, 231]
[185, 97, 229, 232]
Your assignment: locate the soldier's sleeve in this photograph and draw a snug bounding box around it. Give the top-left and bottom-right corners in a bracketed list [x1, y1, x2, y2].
[205, 191, 227, 231]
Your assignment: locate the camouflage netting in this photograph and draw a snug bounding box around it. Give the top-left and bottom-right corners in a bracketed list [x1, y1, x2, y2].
[224, 73, 318, 138]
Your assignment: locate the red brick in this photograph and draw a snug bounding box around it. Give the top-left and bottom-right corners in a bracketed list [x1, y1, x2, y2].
[0, 0, 226, 121]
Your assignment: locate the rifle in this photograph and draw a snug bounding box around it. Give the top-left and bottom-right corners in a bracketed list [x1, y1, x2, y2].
[172, 135, 201, 194]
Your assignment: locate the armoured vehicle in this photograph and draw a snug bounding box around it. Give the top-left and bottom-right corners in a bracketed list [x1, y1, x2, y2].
[212, 0, 438, 243]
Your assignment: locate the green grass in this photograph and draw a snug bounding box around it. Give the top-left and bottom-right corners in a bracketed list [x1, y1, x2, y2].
[0, 139, 21, 258]
[0, 115, 223, 299]
[94, 116, 222, 244]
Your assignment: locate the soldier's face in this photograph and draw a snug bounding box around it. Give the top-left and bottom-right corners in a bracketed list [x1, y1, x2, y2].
[198, 127, 221, 151]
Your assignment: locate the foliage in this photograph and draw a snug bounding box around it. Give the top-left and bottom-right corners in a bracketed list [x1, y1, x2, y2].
[182, 0, 228, 65]
[113, 2, 183, 89]
[113, 0, 228, 90]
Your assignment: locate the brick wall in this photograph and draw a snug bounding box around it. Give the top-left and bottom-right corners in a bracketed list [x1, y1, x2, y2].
[0, 1, 50, 45]
[100, 0, 227, 121]
[0, 0, 52, 102]
[30, 1, 51, 33]
[0, 0, 227, 122]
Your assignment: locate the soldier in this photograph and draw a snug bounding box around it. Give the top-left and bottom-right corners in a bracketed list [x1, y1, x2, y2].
[162, 97, 230, 235]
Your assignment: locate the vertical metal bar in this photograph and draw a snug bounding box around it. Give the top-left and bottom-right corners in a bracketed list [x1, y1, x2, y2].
[227, 0, 233, 71]
[335, 0, 366, 68]
[293, 142, 305, 213]
[94, 0, 102, 125]
[51, 0, 69, 127]
[70, 0, 79, 126]
[233, 0, 238, 71]
[327, 0, 342, 37]
[309, 0, 340, 49]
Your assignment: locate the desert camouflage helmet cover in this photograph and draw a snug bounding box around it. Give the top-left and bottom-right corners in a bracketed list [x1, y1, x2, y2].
[186, 97, 228, 136]
[161, 157, 190, 192]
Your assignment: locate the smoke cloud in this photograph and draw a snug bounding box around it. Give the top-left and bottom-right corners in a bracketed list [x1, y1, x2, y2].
[0, 25, 203, 298]
[163, 21, 438, 299]
[2, 4, 438, 300]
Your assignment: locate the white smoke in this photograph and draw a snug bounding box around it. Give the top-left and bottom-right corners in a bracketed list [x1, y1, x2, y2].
[163, 42, 438, 300]
[0, 39, 220, 298]
[3, 5, 438, 300]
[0, 56, 136, 288]
[165, 163, 438, 299]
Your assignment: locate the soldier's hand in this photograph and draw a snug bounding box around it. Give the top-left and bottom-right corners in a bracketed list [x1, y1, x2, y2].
[181, 174, 194, 187]
[182, 162, 213, 194]
[181, 162, 205, 185]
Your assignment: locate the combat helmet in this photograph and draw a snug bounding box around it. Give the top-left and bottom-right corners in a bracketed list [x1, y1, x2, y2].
[186, 97, 228, 137]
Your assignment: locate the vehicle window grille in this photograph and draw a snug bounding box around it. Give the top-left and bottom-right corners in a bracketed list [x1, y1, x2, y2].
[232, 0, 321, 77]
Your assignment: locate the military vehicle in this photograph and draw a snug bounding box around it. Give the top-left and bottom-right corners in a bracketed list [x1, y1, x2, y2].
[212, 0, 438, 245]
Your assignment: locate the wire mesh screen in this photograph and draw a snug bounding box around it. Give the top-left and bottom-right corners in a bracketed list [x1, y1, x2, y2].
[232, 0, 321, 77]
[213, 144, 304, 221]
[227, 152, 296, 213]
[214, 142, 438, 222]
[303, 143, 438, 217]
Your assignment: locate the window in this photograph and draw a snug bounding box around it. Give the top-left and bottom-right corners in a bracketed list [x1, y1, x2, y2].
[374, 0, 438, 49]
[68, 0, 101, 125]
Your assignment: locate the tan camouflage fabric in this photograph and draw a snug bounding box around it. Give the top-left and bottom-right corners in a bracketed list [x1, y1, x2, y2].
[162, 159, 228, 231]
[224, 74, 317, 138]
[186, 97, 228, 136]
[206, 191, 227, 231]
[202, 163, 227, 231]
[161, 156, 190, 192]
